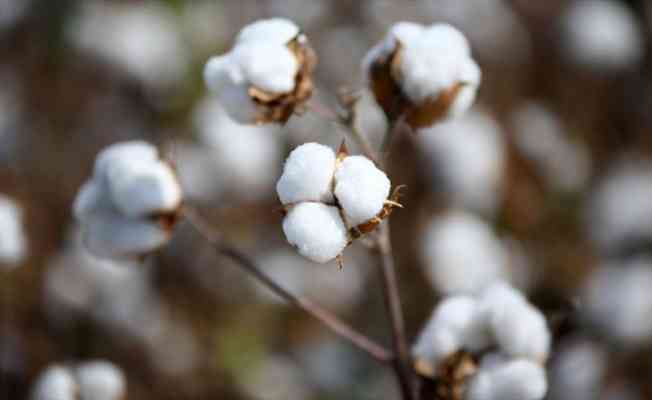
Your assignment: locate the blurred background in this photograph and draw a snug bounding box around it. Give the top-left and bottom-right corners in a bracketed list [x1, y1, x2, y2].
[2, 0, 652, 398]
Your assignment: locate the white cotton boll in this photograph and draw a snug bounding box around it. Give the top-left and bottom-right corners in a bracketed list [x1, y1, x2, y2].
[107, 159, 181, 217]
[587, 160, 652, 252]
[277, 143, 336, 205]
[194, 97, 282, 200]
[548, 339, 607, 400]
[0, 195, 27, 266]
[73, 181, 106, 220]
[512, 102, 591, 192]
[31, 365, 77, 400]
[234, 42, 299, 94]
[282, 202, 348, 263]
[203, 55, 258, 124]
[561, 0, 643, 71]
[236, 18, 300, 46]
[467, 359, 547, 400]
[76, 361, 125, 400]
[418, 110, 505, 216]
[82, 213, 169, 260]
[334, 156, 390, 226]
[93, 140, 158, 180]
[490, 298, 550, 362]
[582, 260, 652, 346]
[421, 210, 508, 295]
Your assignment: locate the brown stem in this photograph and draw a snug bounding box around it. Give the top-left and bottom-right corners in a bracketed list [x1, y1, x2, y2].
[181, 206, 393, 365]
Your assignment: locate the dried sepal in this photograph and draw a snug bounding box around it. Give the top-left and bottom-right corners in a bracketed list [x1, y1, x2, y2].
[349, 185, 405, 238]
[250, 33, 317, 124]
[435, 351, 478, 400]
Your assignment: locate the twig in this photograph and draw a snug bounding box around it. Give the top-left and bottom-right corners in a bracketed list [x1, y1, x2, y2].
[181, 205, 393, 365]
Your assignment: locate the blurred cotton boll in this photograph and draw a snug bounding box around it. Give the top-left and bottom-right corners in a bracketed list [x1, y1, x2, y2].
[172, 142, 224, 203]
[548, 338, 608, 400]
[73, 141, 182, 260]
[240, 356, 312, 400]
[75, 361, 126, 400]
[421, 210, 508, 295]
[194, 97, 282, 201]
[31, 365, 77, 400]
[0, 195, 27, 268]
[254, 249, 365, 311]
[69, 1, 189, 91]
[560, 0, 643, 71]
[511, 102, 591, 193]
[466, 358, 547, 400]
[417, 110, 505, 216]
[582, 259, 652, 347]
[587, 159, 652, 253]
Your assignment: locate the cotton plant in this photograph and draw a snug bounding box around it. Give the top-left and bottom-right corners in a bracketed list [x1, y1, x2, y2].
[73, 141, 182, 260]
[31, 361, 126, 400]
[204, 18, 316, 125]
[362, 22, 480, 128]
[276, 142, 401, 264]
[0, 194, 27, 267]
[412, 282, 550, 400]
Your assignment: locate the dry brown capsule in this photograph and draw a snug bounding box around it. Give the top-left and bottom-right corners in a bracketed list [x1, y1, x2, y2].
[204, 18, 316, 125]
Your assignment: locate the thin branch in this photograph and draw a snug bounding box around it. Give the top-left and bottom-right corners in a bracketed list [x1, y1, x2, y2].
[181, 205, 393, 365]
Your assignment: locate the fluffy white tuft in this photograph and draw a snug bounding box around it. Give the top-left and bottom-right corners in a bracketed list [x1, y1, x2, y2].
[76, 361, 126, 400]
[282, 202, 348, 263]
[31, 365, 77, 400]
[0, 195, 27, 266]
[334, 155, 391, 226]
[467, 358, 547, 400]
[236, 18, 300, 46]
[277, 143, 336, 205]
[421, 210, 508, 295]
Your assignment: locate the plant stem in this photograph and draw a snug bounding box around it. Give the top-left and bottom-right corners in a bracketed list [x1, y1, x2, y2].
[181, 206, 393, 365]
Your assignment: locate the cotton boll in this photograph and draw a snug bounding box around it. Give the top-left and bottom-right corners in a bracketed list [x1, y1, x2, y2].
[236, 18, 300, 46]
[172, 143, 224, 202]
[31, 365, 77, 400]
[277, 143, 336, 205]
[107, 159, 181, 217]
[587, 160, 652, 252]
[582, 260, 652, 346]
[334, 156, 390, 226]
[93, 140, 158, 180]
[234, 41, 299, 94]
[81, 213, 170, 260]
[548, 339, 607, 400]
[418, 110, 505, 216]
[76, 361, 125, 400]
[282, 202, 348, 263]
[467, 359, 547, 400]
[511, 102, 591, 192]
[0, 195, 27, 266]
[561, 0, 643, 71]
[421, 210, 508, 295]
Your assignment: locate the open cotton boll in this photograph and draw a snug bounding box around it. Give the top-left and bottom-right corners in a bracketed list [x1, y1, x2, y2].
[587, 160, 652, 252]
[282, 202, 348, 263]
[82, 213, 170, 260]
[582, 260, 652, 346]
[334, 156, 390, 226]
[31, 365, 77, 400]
[511, 102, 591, 192]
[234, 41, 299, 94]
[421, 210, 508, 295]
[236, 18, 300, 46]
[561, 0, 643, 71]
[93, 140, 158, 181]
[107, 159, 181, 218]
[466, 358, 547, 400]
[0, 195, 27, 266]
[277, 143, 336, 205]
[76, 361, 125, 400]
[418, 110, 505, 216]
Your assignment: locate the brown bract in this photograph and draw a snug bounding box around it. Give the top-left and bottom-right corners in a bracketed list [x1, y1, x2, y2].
[349, 185, 405, 239]
[415, 351, 477, 400]
[368, 41, 466, 129]
[248, 34, 317, 124]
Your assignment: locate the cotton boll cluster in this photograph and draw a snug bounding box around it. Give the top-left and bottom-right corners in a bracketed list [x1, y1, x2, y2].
[69, 1, 189, 90]
[31, 361, 125, 400]
[417, 110, 505, 216]
[413, 282, 550, 400]
[73, 141, 182, 260]
[511, 102, 591, 193]
[204, 18, 316, 125]
[254, 250, 365, 311]
[587, 160, 652, 253]
[363, 22, 480, 128]
[581, 259, 652, 347]
[548, 338, 608, 400]
[277, 142, 394, 263]
[420, 210, 508, 295]
[560, 0, 643, 71]
[193, 97, 282, 201]
[0, 195, 27, 267]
